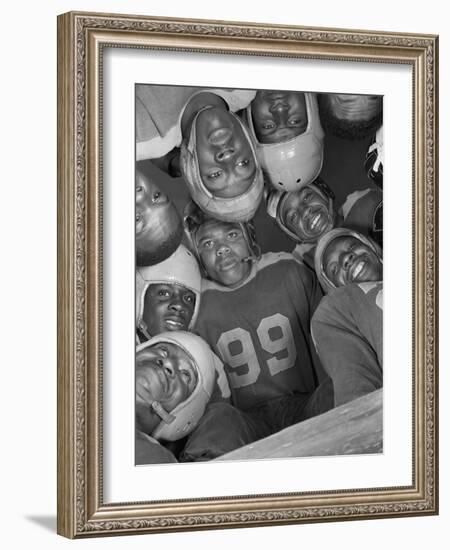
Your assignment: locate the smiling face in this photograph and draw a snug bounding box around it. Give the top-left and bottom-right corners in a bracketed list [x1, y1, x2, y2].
[143, 283, 196, 335]
[135, 170, 183, 266]
[322, 235, 382, 288]
[251, 90, 308, 144]
[195, 107, 257, 198]
[136, 342, 198, 433]
[280, 185, 335, 242]
[195, 220, 252, 287]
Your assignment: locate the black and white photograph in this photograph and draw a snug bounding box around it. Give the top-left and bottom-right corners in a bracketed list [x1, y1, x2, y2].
[134, 85, 384, 465]
[53, 7, 438, 540]
[2, 0, 447, 543]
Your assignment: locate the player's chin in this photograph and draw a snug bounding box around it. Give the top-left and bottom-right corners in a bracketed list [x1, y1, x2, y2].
[215, 263, 247, 287]
[363, 264, 383, 283]
[163, 318, 188, 331]
[206, 177, 253, 199]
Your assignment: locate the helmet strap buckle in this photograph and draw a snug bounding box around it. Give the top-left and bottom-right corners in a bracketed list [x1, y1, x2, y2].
[151, 401, 176, 424]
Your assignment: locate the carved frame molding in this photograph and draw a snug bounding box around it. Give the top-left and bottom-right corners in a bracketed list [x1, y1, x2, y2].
[57, 11, 438, 538]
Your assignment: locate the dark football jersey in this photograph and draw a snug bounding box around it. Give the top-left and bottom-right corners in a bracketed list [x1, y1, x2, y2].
[195, 253, 324, 410]
[311, 281, 383, 406]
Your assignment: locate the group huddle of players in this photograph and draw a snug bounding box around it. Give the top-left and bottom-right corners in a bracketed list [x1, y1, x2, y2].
[134, 86, 384, 464]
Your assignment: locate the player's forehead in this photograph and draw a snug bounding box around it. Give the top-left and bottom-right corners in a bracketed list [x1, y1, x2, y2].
[289, 185, 319, 205]
[148, 282, 192, 295]
[324, 236, 360, 260]
[281, 187, 316, 216]
[298, 184, 322, 200]
[156, 344, 198, 379]
[138, 342, 195, 366]
[196, 220, 242, 241]
[196, 107, 248, 142]
[254, 89, 304, 105]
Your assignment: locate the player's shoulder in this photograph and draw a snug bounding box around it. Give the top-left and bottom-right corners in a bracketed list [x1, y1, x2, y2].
[318, 281, 383, 314]
[344, 281, 383, 310]
[258, 252, 316, 291]
[356, 281, 383, 294]
[356, 281, 383, 310]
[258, 251, 306, 271]
[201, 277, 223, 293]
[328, 281, 379, 299]
[199, 252, 310, 294]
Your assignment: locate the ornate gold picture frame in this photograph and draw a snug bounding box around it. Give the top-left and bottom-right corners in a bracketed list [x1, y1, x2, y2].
[57, 11, 438, 538]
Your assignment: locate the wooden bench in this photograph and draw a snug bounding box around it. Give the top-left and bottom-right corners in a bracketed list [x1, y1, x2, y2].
[215, 389, 383, 461]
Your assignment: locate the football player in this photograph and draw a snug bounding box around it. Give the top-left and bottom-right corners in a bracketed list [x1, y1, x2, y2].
[136, 244, 201, 344]
[179, 92, 264, 222]
[266, 178, 382, 268]
[183, 201, 333, 441]
[136, 168, 183, 266]
[312, 281, 383, 406]
[135, 84, 264, 222]
[314, 228, 383, 293]
[136, 331, 216, 464]
[318, 93, 382, 140]
[246, 90, 324, 192]
[265, 177, 338, 269]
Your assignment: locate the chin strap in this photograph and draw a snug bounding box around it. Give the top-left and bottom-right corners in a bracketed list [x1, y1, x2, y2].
[137, 384, 176, 425]
[151, 401, 176, 424]
[137, 322, 152, 342]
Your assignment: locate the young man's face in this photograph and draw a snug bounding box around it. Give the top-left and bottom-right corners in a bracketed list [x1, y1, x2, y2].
[143, 283, 196, 335]
[136, 171, 182, 265]
[251, 90, 308, 144]
[280, 185, 334, 242]
[195, 220, 252, 287]
[136, 342, 198, 432]
[322, 235, 382, 288]
[195, 107, 257, 199]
